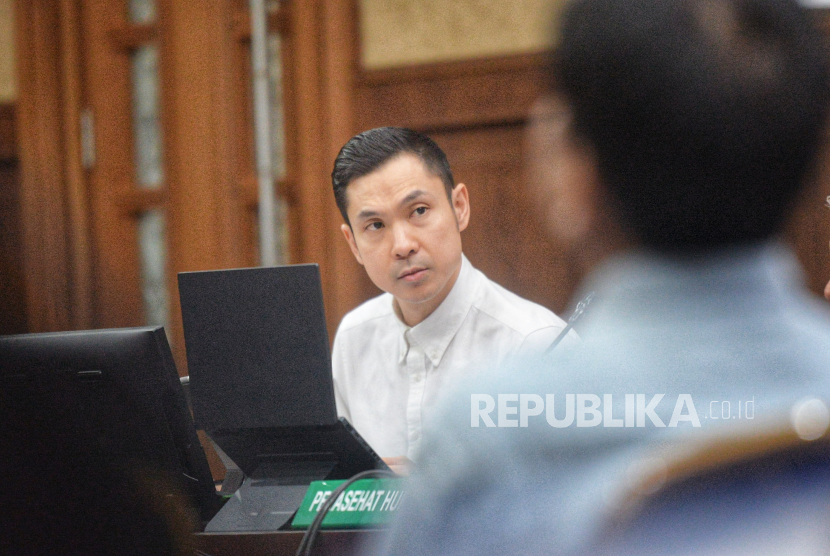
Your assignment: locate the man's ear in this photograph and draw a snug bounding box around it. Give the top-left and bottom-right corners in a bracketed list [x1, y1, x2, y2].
[341, 223, 364, 265]
[526, 95, 601, 244]
[451, 183, 470, 232]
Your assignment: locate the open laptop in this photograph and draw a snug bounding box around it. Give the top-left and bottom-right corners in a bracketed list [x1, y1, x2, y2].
[178, 264, 389, 531]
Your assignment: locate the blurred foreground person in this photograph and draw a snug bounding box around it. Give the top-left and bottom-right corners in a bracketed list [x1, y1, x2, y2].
[369, 0, 830, 554]
[825, 196, 830, 302]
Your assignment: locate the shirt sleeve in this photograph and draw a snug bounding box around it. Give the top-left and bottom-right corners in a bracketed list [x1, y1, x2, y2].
[330, 325, 352, 422]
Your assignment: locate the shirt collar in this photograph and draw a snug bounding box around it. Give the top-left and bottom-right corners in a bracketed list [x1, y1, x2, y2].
[395, 254, 479, 366]
[579, 240, 804, 328]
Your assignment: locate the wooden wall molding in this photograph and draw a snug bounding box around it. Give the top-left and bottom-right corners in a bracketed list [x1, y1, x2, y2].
[356, 52, 548, 133]
[358, 51, 548, 85]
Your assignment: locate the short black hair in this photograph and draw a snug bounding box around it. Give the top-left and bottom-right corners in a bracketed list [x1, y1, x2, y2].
[332, 127, 455, 225]
[548, 0, 830, 251]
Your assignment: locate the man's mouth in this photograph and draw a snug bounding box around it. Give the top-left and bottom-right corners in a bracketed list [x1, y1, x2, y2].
[399, 267, 428, 281]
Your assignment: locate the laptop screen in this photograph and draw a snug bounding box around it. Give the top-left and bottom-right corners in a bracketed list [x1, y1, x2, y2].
[179, 264, 337, 431]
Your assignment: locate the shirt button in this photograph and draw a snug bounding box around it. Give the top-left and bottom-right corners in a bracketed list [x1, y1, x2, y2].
[413, 374, 422, 383]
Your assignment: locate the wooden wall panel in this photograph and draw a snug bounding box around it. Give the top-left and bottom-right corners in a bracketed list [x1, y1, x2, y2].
[14, 0, 368, 348]
[81, 0, 144, 331]
[430, 125, 577, 313]
[282, 0, 371, 335]
[355, 50, 830, 317]
[320, 0, 377, 333]
[59, 0, 93, 331]
[357, 53, 547, 133]
[15, 0, 74, 332]
[160, 0, 250, 369]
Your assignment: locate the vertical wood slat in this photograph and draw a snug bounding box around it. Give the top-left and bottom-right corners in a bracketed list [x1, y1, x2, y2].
[282, 0, 369, 336]
[279, 0, 301, 264]
[159, 0, 247, 371]
[230, 0, 259, 271]
[59, 0, 94, 330]
[285, 1, 338, 335]
[320, 0, 374, 330]
[82, 0, 144, 329]
[15, 0, 73, 332]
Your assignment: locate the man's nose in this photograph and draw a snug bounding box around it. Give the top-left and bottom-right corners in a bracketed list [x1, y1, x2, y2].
[392, 223, 418, 259]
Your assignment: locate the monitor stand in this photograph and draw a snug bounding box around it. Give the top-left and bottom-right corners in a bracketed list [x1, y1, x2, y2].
[205, 460, 337, 532]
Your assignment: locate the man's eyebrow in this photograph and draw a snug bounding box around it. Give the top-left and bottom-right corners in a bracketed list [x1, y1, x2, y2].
[399, 189, 431, 207]
[355, 209, 380, 221]
[354, 190, 433, 221]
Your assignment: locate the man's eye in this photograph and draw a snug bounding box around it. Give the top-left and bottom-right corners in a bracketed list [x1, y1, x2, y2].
[413, 206, 428, 216]
[365, 221, 384, 231]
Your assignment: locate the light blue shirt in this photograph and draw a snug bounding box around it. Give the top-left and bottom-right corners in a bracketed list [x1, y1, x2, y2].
[371, 242, 830, 555]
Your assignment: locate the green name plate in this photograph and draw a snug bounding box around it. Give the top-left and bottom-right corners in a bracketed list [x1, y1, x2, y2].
[291, 478, 406, 529]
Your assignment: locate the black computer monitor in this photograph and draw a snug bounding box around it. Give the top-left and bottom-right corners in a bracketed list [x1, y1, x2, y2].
[0, 326, 223, 525]
[179, 264, 389, 531]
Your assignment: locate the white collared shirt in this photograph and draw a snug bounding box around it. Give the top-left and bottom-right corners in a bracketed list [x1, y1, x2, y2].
[331, 255, 570, 460]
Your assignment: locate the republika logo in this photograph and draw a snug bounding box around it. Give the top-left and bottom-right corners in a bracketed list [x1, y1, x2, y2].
[471, 394, 755, 428]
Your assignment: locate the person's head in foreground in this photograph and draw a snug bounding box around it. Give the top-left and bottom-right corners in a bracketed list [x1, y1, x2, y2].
[825, 195, 830, 301]
[369, 1, 830, 555]
[530, 0, 830, 260]
[332, 127, 470, 327]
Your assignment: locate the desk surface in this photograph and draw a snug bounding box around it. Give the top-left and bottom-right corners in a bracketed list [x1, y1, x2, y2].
[195, 529, 382, 556]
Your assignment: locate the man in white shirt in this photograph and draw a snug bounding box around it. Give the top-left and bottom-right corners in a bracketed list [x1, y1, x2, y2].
[330, 127, 569, 469]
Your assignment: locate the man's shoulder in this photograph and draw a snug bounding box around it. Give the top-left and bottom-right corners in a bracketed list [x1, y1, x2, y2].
[470, 267, 567, 337]
[337, 291, 397, 333]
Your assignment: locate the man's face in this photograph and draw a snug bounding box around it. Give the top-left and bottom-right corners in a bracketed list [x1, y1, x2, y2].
[341, 153, 470, 325]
